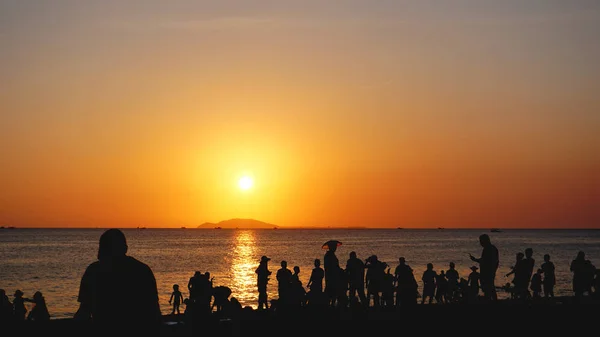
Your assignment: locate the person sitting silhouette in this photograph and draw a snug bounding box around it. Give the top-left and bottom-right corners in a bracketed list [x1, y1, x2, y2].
[74, 228, 161, 335]
[25, 291, 50, 321]
[169, 284, 184, 315]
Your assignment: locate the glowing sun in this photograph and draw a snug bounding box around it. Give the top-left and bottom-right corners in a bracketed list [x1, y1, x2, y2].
[238, 176, 254, 191]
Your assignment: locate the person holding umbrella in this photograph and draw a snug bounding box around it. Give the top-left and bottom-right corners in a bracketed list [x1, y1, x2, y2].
[322, 240, 342, 307]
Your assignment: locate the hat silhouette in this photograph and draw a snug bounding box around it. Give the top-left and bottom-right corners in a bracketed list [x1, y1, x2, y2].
[261, 255, 271, 262]
[470, 266, 479, 271]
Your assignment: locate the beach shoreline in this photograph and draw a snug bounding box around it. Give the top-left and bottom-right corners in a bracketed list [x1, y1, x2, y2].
[5, 296, 599, 336]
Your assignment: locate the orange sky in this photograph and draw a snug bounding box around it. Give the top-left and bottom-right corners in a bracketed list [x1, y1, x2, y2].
[1, 1, 599, 228]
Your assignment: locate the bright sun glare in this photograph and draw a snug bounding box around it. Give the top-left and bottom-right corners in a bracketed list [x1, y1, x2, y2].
[238, 176, 254, 191]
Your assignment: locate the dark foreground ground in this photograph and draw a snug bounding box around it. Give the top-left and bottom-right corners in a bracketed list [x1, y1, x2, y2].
[5, 296, 599, 336]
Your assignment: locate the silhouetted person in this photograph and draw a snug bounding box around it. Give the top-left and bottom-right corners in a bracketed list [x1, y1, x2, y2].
[169, 284, 184, 315]
[337, 268, 350, 308]
[211, 286, 232, 313]
[523, 248, 535, 299]
[346, 251, 367, 307]
[0, 289, 12, 322]
[530, 269, 543, 299]
[445, 262, 459, 303]
[421, 263, 437, 304]
[74, 228, 161, 335]
[469, 234, 499, 301]
[307, 258, 325, 308]
[255, 255, 272, 310]
[276, 260, 293, 307]
[199, 271, 214, 313]
[25, 291, 50, 321]
[394, 257, 415, 307]
[291, 266, 306, 307]
[381, 265, 395, 308]
[506, 252, 526, 300]
[12, 290, 27, 321]
[323, 240, 341, 307]
[570, 251, 589, 300]
[467, 266, 480, 302]
[435, 270, 448, 304]
[187, 271, 202, 303]
[541, 254, 555, 298]
[365, 255, 385, 308]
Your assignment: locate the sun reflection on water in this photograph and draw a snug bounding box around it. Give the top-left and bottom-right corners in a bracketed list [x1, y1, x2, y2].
[230, 230, 258, 308]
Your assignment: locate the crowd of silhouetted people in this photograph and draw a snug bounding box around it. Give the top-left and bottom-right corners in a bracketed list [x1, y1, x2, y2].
[1, 230, 600, 332]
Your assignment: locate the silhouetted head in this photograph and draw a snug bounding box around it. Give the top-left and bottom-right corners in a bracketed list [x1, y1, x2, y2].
[97, 229, 128, 260]
[426, 263, 433, 270]
[14, 289, 24, 298]
[173, 284, 179, 290]
[470, 266, 478, 272]
[449, 261, 455, 268]
[205, 272, 210, 278]
[194, 271, 201, 278]
[293, 266, 300, 274]
[544, 254, 550, 262]
[399, 257, 406, 264]
[261, 255, 271, 263]
[576, 251, 585, 260]
[281, 260, 287, 268]
[33, 291, 44, 302]
[314, 259, 321, 267]
[525, 248, 533, 258]
[0, 289, 5, 298]
[479, 234, 491, 247]
[516, 252, 524, 260]
[350, 251, 357, 259]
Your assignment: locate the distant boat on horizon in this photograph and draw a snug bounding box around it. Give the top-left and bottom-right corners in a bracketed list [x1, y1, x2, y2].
[491, 228, 502, 233]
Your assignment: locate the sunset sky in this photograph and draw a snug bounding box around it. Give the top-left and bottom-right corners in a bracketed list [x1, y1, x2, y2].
[1, 1, 599, 228]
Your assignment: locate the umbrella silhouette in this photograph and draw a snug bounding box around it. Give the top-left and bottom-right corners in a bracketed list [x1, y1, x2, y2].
[322, 240, 342, 250]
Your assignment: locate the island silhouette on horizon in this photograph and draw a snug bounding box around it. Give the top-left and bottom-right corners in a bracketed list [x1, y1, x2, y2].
[197, 218, 279, 229]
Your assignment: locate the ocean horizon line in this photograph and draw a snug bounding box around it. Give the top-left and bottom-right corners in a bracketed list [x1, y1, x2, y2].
[2, 226, 598, 230]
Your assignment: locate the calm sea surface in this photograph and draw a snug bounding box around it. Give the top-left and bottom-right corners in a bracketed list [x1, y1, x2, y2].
[1, 228, 599, 319]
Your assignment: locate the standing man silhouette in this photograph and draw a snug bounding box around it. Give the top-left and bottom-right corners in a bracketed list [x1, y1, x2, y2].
[323, 240, 341, 307]
[74, 229, 161, 335]
[469, 234, 499, 301]
[255, 255, 272, 310]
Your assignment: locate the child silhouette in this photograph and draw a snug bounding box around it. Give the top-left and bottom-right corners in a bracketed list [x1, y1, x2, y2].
[169, 284, 184, 315]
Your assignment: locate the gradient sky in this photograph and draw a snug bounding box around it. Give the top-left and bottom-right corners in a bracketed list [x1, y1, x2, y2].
[1, 1, 599, 228]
